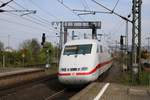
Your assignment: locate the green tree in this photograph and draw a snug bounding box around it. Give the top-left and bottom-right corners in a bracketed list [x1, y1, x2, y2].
[0, 41, 4, 66]
[40, 42, 54, 64]
[19, 38, 41, 65]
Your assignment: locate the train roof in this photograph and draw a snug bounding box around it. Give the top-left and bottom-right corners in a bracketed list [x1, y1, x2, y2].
[65, 39, 104, 45]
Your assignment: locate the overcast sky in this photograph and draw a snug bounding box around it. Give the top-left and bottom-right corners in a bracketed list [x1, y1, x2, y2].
[0, 0, 149, 49]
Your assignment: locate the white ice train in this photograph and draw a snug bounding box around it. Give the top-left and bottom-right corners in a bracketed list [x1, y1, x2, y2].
[58, 39, 113, 84]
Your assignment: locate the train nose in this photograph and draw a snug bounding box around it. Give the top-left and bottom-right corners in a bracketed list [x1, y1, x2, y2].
[58, 74, 92, 85]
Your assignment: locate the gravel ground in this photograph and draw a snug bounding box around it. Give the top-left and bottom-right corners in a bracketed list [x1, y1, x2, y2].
[102, 62, 123, 83]
[0, 75, 65, 100]
[0, 71, 83, 100]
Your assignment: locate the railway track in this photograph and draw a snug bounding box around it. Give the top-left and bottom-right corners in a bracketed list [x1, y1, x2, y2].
[0, 63, 114, 100]
[0, 74, 56, 99]
[44, 89, 66, 100]
[0, 73, 86, 100]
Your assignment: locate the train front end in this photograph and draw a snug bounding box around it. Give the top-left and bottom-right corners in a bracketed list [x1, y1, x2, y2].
[58, 40, 98, 85]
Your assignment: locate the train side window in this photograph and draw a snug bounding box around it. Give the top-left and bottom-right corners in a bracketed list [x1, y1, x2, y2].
[100, 45, 103, 53]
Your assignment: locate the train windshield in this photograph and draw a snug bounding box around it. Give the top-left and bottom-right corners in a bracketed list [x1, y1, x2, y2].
[63, 44, 92, 55]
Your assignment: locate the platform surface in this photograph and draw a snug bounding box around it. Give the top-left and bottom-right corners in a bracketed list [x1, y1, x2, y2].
[71, 82, 150, 100]
[0, 68, 43, 78]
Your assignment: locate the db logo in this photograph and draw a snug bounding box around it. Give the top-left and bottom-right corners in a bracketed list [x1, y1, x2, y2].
[72, 73, 76, 76]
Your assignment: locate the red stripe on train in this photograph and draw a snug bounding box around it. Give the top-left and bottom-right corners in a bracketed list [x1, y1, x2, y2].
[58, 59, 113, 76]
[58, 73, 71, 76]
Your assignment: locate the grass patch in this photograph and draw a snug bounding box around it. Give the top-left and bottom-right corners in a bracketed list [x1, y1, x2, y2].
[120, 71, 132, 85]
[120, 71, 150, 86]
[139, 71, 150, 85]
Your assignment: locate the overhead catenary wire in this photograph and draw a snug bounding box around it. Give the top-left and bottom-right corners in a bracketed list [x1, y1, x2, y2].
[73, 9, 111, 14]
[73, 0, 115, 15]
[13, 1, 51, 25]
[0, 17, 52, 32]
[0, 0, 13, 8]
[12, 1, 52, 25]
[81, 0, 87, 10]
[0, 0, 51, 29]
[29, 0, 60, 21]
[83, 0, 91, 10]
[57, 0, 85, 21]
[91, 0, 132, 23]
[28, 0, 61, 30]
[11, 0, 59, 32]
[0, 1, 59, 32]
[1, 10, 53, 31]
[80, 0, 95, 19]
[112, 0, 120, 12]
[9, 0, 59, 32]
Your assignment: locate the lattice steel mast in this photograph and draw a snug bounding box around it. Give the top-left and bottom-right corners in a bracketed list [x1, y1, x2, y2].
[131, 0, 142, 82]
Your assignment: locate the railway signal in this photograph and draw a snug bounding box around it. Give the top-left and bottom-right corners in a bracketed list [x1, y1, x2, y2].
[41, 33, 46, 46]
[120, 35, 124, 46]
[120, 35, 126, 50]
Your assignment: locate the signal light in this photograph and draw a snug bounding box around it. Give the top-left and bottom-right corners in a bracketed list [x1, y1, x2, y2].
[120, 35, 124, 45]
[41, 33, 46, 46]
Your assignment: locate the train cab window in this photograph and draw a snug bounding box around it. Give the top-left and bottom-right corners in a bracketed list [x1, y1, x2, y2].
[63, 44, 92, 55]
[100, 45, 103, 53]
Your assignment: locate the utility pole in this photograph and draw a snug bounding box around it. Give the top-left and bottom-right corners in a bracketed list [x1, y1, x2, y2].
[125, 21, 128, 51]
[125, 20, 129, 70]
[52, 21, 63, 50]
[59, 21, 63, 50]
[131, 0, 142, 83]
[8, 34, 10, 47]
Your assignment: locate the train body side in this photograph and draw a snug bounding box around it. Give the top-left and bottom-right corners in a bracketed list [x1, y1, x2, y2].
[58, 39, 112, 84]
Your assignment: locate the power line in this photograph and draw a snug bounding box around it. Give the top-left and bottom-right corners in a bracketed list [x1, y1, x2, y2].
[0, 9, 36, 14]
[91, 0, 132, 23]
[80, 0, 95, 19]
[12, 1, 51, 25]
[57, 0, 84, 21]
[112, 0, 120, 12]
[81, 0, 87, 10]
[0, 0, 52, 30]
[0, 1, 57, 32]
[28, 0, 60, 28]
[29, 0, 60, 21]
[10, 13, 52, 28]
[13, 0, 51, 24]
[0, 0, 13, 8]
[83, 0, 91, 10]
[73, 9, 111, 15]
[0, 17, 51, 32]
[10, 0, 59, 32]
